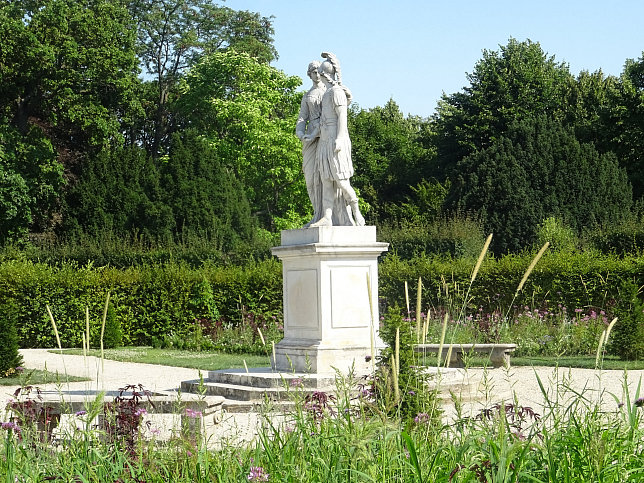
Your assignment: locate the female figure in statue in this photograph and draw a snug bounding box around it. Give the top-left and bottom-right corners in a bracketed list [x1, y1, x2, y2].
[310, 52, 365, 227]
[295, 61, 325, 227]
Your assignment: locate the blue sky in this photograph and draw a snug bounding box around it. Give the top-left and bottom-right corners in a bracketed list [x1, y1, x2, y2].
[226, 0, 644, 117]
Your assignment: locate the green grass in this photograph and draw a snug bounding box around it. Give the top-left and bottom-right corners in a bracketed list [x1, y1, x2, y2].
[0, 368, 88, 386]
[417, 353, 644, 369]
[53, 347, 271, 371]
[513, 355, 644, 370]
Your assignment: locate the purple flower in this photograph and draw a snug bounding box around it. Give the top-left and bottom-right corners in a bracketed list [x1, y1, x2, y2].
[1, 422, 21, 433]
[290, 378, 303, 387]
[75, 410, 87, 417]
[185, 408, 202, 418]
[248, 466, 269, 482]
[635, 397, 644, 408]
[414, 412, 430, 424]
[134, 408, 148, 417]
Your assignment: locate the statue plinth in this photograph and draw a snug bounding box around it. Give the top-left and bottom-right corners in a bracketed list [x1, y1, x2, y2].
[271, 226, 388, 374]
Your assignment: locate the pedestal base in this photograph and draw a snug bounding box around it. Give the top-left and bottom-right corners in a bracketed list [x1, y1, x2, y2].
[271, 226, 388, 374]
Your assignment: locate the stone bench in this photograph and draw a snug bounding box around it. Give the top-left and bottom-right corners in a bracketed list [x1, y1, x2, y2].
[414, 343, 517, 368]
[6, 389, 224, 441]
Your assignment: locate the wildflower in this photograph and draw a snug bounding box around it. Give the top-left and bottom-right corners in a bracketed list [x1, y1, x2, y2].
[635, 397, 644, 408]
[185, 408, 203, 418]
[75, 410, 87, 417]
[248, 466, 269, 481]
[290, 378, 303, 388]
[618, 402, 625, 409]
[15, 367, 24, 373]
[150, 428, 161, 436]
[575, 308, 583, 314]
[408, 390, 416, 396]
[365, 355, 372, 362]
[285, 425, 294, 433]
[414, 412, 430, 424]
[1, 422, 21, 434]
[134, 408, 148, 417]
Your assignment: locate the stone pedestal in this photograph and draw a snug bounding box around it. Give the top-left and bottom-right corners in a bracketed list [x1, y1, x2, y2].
[271, 226, 388, 374]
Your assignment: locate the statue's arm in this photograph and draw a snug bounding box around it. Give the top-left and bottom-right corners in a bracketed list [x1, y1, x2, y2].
[295, 97, 309, 140]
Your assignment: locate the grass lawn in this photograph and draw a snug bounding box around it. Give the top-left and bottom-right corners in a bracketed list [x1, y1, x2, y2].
[53, 347, 271, 371]
[512, 355, 644, 370]
[0, 368, 88, 386]
[417, 353, 644, 370]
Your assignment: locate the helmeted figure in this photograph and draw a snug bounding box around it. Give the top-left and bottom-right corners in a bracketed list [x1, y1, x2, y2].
[309, 52, 365, 227]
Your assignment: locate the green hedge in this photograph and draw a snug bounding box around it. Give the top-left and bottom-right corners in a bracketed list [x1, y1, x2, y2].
[0, 259, 282, 348]
[379, 250, 644, 315]
[1, 250, 642, 348]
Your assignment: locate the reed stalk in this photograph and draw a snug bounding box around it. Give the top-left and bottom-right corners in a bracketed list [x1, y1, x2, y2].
[437, 313, 449, 369]
[257, 327, 266, 346]
[100, 292, 111, 376]
[404, 281, 410, 318]
[416, 277, 422, 343]
[243, 359, 249, 374]
[367, 274, 376, 372]
[457, 234, 492, 323]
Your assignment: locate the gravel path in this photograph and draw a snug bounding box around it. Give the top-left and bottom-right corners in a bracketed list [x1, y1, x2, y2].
[2, 349, 643, 438]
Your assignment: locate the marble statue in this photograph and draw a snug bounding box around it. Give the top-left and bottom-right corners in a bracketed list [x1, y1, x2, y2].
[296, 61, 325, 227]
[304, 52, 364, 227]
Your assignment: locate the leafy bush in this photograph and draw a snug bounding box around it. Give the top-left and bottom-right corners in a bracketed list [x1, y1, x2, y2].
[378, 215, 485, 259]
[609, 280, 644, 360]
[0, 299, 23, 374]
[536, 217, 578, 253]
[102, 304, 123, 349]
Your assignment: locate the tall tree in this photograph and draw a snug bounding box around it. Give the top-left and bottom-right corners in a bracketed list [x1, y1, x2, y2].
[129, 0, 277, 156]
[349, 99, 436, 224]
[0, 0, 141, 239]
[454, 115, 632, 253]
[432, 38, 575, 181]
[177, 50, 305, 230]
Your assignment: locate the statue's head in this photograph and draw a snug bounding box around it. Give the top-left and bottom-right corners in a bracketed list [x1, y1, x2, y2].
[307, 61, 321, 82]
[319, 52, 341, 84]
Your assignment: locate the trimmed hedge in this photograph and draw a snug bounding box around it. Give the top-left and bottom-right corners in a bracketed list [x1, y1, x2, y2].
[0, 259, 282, 348]
[1, 251, 643, 348]
[379, 250, 644, 315]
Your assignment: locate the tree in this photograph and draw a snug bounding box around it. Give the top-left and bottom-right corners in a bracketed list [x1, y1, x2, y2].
[129, 0, 277, 156]
[0, 125, 64, 242]
[177, 50, 305, 229]
[433, 38, 575, 181]
[0, 0, 142, 153]
[454, 115, 631, 253]
[160, 130, 256, 250]
[349, 99, 436, 224]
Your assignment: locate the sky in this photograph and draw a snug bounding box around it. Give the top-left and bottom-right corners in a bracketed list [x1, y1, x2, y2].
[225, 0, 644, 118]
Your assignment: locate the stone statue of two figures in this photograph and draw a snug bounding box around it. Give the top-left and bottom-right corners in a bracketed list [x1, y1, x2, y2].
[296, 52, 365, 227]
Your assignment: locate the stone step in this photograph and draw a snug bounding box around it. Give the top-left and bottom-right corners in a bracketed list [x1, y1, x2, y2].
[181, 380, 295, 401]
[207, 368, 337, 389]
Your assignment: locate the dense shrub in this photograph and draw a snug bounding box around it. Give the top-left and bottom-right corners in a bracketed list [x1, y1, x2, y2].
[378, 216, 485, 259]
[0, 259, 282, 348]
[0, 299, 23, 374]
[609, 280, 644, 360]
[102, 304, 123, 349]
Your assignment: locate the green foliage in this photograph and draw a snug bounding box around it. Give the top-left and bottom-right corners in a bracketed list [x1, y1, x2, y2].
[63, 131, 257, 251]
[536, 217, 578, 253]
[129, 0, 277, 155]
[0, 299, 23, 374]
[609, 280, 644, 360]
[0, 258, 282, 348]
[452, 115, 631, 253]
[102, 304, 123, 349]
[378, 215, 485, 259]
[177, 50, 305, 230]
[376, 307, 438, 423]
[434, 38, 576, 180]
[0, 0, 142, 151]
[0, 125, 64, 242]
[349, 100, 436, 224]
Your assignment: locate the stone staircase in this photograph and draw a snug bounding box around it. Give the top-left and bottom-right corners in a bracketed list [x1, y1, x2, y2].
[180, 366, 482, 413]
